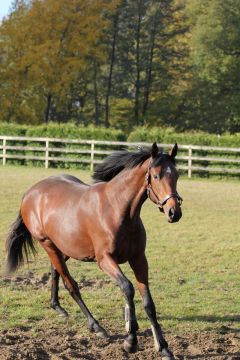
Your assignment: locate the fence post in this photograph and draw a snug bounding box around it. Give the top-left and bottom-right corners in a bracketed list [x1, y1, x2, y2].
[90, 142, 95, 172]
[45, 140, 49, 169]
[2, 137, 6, 166]
[188, 146, 192, 178]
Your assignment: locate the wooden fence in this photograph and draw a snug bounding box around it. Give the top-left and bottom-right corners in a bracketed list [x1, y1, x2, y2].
[0, 135, 240, 178]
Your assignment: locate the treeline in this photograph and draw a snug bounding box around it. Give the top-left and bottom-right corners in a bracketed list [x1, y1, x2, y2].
[0, 0, 240, 134]
[1, 122, 240, 147]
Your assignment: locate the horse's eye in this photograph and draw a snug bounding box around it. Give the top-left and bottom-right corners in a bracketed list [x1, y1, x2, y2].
[153, 174, 159, 180]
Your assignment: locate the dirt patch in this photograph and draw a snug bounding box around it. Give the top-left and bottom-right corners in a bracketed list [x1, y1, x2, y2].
[0, 326, 240, 360]
[1, 273, 240, 358]
[79, 276, 112, 289]
[1, 271, 51, 289]
[0, 272, 111, 290]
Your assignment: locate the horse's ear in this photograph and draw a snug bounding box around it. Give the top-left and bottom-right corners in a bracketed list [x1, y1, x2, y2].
[151, 142, 159, 158]
[169, 143, 178, 159]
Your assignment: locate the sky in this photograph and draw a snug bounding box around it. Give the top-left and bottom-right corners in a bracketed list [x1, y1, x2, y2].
[0, 0, 13, 20]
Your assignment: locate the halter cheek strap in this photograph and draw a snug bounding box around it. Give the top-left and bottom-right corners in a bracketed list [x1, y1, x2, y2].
[145, 161, 183, 209]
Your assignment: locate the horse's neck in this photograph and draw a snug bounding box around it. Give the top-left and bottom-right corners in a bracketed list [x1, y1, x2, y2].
[107, 167, 147, 219]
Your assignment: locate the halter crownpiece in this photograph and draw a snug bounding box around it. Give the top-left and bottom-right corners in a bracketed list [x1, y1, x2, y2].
[145, 160, 183, 209]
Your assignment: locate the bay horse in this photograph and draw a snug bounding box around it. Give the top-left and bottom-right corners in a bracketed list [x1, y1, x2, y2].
[6, 142, 182, 359]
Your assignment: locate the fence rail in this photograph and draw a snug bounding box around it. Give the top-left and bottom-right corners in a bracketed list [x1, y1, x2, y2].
[0, 135, 240, 178]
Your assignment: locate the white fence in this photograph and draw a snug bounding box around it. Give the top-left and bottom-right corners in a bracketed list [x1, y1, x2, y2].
[0, 135, 240, 178]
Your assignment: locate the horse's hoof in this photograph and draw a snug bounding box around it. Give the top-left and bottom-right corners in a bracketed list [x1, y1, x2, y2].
[123, 338, 138, 353]
[95, 328, 109, 339]
[58, 310, 69, 318]
[161, 348, 175, 360]
[52, 305, 69, 318]
[90, 322, 109, 339]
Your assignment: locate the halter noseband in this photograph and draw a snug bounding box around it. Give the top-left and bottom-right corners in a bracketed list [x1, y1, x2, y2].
[145, 161, 183, 209]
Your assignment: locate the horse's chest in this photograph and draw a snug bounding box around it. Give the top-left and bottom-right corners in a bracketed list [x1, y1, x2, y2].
[112, 226, 139, 264]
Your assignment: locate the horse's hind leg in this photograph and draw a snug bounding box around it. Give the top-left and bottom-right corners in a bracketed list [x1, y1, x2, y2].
[41, 239, 108, 339]
[50, 264, 68, 317]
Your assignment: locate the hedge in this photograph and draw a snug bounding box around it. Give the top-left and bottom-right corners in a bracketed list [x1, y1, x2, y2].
[0, 123, 28, 136]
[0, 122, 126, 141]
[127, 127, 240, 148]
[25, 123, 126, 141]
[0, 123, 240, 148]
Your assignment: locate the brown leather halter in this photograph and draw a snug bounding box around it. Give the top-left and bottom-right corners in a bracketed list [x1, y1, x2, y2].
[145, 160, 183, 209]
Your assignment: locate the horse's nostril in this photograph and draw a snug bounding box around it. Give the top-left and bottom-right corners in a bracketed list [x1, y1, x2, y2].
[169, 208, 175, 219]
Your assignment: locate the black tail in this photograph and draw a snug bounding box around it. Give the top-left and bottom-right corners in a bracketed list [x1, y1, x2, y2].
[6, 212, 37, 273]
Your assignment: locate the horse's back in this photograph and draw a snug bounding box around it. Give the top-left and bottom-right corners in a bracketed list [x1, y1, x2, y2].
[25, 174, 89, 195]
[40, 173, 88, 186]
[54, 174, 87, 185]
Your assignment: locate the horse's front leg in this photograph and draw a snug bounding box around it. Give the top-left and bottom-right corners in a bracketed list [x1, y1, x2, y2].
[129, 254, 175, 360]
[99, 253, 139, 353]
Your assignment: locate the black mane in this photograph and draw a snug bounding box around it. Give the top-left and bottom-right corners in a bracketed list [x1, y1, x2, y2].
[92, 149, 150, 183]
[92, 148, 173, 183]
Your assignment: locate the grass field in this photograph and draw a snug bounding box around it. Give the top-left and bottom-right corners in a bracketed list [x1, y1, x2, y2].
[0, 165, 240, 338]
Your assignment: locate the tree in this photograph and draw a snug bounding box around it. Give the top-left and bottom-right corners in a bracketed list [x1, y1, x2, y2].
[103, 0, 188, 130]
[0, 0, 116, 124]
[2, 0, 239, 134]
[104, 4, 121, 128]
[184, 0, 240, 132]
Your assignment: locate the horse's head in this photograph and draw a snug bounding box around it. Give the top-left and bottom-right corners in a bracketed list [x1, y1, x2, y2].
[146, 142, 182, 223]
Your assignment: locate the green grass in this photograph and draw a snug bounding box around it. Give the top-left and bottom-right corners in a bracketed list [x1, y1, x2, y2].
[0, 165, 240, 336]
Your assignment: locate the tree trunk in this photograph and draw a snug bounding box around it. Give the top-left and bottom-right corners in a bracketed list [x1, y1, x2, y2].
[142, 14, 157, 117]
[44, 94, 52, 123]
[134, 1, 143, 126]
[93, 62, 100, 126]
[105, 14, 119, 128]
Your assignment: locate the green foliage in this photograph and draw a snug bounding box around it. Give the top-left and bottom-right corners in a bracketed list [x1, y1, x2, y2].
[183, 0, 240, 133]
[0, 0, 120, 124]
[109, 98, 134, 131]
[1, 0, 240, 133]
[1, 122, 240, 147]
[25, 123, 126, 141]
[0, 122, 125, 141]
[0, 123, 28, 136]
[128, 126, 240, 147]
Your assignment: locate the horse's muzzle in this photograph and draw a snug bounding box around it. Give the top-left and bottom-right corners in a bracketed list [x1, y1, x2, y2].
[166, 207, 182, 223]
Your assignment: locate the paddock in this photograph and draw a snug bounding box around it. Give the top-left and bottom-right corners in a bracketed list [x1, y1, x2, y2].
[0, 166, 240, 359]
